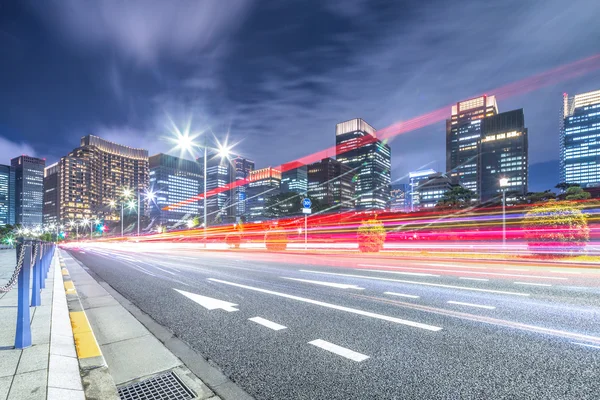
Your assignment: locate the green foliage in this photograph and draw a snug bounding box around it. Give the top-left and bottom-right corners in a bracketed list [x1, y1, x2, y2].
[265, 193, 325, 218]
[40, 233, 54, 243]
[523, 200, 589, 254]
[564, 186, 591, 201]
[264, 228, 288, 251]
[0, 224, 15, 245]
[522, 190, 556, 204]
[357, 219, 386, 252]
[555, 182, 580, 191]
[436, 186, 476, 209]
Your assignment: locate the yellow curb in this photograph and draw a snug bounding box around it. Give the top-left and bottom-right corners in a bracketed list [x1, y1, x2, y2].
[69, 311, 102, 358]
[61, 268, 69, 276]
[64, 280, 76, 294]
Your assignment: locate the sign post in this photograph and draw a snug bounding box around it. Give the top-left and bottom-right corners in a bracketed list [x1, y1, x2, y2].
[302, 198, 312, 250]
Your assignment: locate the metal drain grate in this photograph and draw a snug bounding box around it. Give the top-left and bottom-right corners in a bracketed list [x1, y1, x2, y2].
[118, 371, 195, 400]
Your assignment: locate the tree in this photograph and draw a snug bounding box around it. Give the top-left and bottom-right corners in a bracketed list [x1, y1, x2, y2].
[357, 219, 386, 252]
[564, 186, 591, 201]
[555, 182, 580, 192]
[523, 200, 589, 255]
[265, 228, 288, 251]
[522, 190, 556, 204]
[265, 193, 326, 219]
[436, 186, 476, 209]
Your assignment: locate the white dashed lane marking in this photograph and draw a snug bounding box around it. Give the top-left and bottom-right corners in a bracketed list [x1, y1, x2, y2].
[308, 339, 369, 362]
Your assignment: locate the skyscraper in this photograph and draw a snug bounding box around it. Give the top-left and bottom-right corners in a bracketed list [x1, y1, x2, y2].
[11, 155, 45, 227]
[480, 109, 528, 202]
[58, 135, 148, 222]
[149, 153, 203, 227]
[281, 161, 308, 194]
[307, 158, 354, 210]
[197, 152, 237, 223]
[43, 162, 60, 226]
[389, 183, 410, 212]
[246, 167, 281, 221]
[560, 89, 600, 187]
[446, 95, 498, 196]
[409, 169, 455, 210]
[335, 118, 391, 210]
[233, 157, 255, 219]
[0, 165, 15, 226]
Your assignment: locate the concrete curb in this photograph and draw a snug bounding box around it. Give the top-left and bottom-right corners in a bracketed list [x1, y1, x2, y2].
[58, 254, 119, 400]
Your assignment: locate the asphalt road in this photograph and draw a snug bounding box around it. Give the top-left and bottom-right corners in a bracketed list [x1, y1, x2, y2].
[64, 243, 600, 400]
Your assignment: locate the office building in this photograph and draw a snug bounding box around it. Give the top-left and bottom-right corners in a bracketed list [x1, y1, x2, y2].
[197, 152, 236, 224]
[390, 183, 410, 212]
[11, 156, 45, 227]
[246, 167, 281, 221]
[307, 158, 354, 210]
[149, 153, 203, 227]
[336, 118, 391, 210]
[480, 109, 528, 202]
[0, 165, 15, 226]
[233, 157, 255, 219]
[59, 135, 148, 223]
[281, 161, 308, 195]
[409, 169, 454, 210]
[446, 95, 498, 196]
[560, 89, 600, 187]
[43, 163, 60, 226]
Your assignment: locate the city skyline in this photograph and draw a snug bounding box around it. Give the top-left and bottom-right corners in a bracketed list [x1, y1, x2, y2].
[2, 1, 600, 192]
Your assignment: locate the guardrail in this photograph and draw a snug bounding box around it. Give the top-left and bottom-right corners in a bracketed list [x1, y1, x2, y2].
[0, 239, 55, 349]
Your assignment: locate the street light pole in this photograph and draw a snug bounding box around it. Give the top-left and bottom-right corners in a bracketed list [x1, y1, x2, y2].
[137, 191, 141, 237]
[121, 203, 124, 238]
[502, 189, 506, 249]
[203, 142, 207, 245]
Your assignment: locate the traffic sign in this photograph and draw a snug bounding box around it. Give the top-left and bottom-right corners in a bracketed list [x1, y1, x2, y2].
[302, 208, 312, 214]
[302, 198, 312, 208]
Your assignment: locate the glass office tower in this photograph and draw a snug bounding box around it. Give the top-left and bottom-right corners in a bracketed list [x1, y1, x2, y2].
[11, 156, 45, 227]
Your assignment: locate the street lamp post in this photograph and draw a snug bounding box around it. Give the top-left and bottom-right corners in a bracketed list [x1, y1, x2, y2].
[499, 177, 509, 249]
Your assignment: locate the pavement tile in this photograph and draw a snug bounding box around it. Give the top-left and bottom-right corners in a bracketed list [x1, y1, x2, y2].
[85, 305, 149, 345]
[16, 343, 49, 374]
[50, 333, 77, 358]
[48, 355, 83, 391]
[0, 375, 12, 399]
[47, 387, 85, 400]
[0, 349, 20, 378]
[30, 317, 51, 345]
[102, 335, 182, 385]
[8, 369, 46, 400]
[80, 294, 120, 309]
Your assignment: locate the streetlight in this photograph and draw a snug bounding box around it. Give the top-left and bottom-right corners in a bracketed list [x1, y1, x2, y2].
[499, 177, 509, 249]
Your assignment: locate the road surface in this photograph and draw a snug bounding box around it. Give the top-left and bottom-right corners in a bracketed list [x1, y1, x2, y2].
[64, 244, 600, 399]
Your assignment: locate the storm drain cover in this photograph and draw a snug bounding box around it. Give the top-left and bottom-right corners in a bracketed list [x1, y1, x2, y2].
[118, 371, 195, 400]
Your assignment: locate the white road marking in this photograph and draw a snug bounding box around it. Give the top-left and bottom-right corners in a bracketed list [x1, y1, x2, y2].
[447, 301, 496, 310]
[384, 292, 420, 299]
[359, 264, 567, 281]
[572, 342, 600, 350]
[504, 268, 529, 271]
[308, 339, 369, 362]
[282, 277, 364, 290]
[153, 266, 178, 276]
[550, 270, 582, 275]
[514, 282, 552, 287]
[208, 278, 442, 331]
[174, 289, 239, 312]
[459, 277, 489, 282]
[301, 270, 530, 297]
[359, 269, 439, 277]
[423, 263, 485, 269]
[248, 317, 287, 331]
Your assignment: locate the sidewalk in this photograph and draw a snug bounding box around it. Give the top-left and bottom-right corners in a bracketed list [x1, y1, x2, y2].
[0, 248, 84, 400]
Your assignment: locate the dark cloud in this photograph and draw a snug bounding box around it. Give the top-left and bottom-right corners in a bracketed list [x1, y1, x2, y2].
[1, 0, 599, 192]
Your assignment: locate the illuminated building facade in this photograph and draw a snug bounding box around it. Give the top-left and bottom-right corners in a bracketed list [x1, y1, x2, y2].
[0, 164, 15, 226]
[59, 135, 148, 222]
[446, 95, 498, 196]
[560, 89, 600, 187]
[281, 161, 308, 195]
[409, 169, 454, 210]
[43, 162, 60, 226]
[246, 167, 281, 221]
[197, 151, 237, 224]
[11, 156, 45, 227]
[335, 118, 391, 210]
[307, 158, 354, 210]
[480, 109, 528, 202]
[233, 157, 255, 218]
[149, 153, 202, 227]
[389, 183, 410, 212]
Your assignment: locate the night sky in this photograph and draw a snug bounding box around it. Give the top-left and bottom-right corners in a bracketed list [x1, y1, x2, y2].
[1, 0, 599, 192]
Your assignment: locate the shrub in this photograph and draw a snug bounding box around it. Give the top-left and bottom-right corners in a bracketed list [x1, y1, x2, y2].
[523, 200, 589, 255]
[265, 229, 288, 251]
[225, 233, 241, 249]
[357, 219, 386, 252]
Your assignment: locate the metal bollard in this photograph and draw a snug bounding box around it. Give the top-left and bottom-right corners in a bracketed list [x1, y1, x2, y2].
[15, 241, 32, 349]
[40, 243, 46, 290]
[31, 242, 41, 307]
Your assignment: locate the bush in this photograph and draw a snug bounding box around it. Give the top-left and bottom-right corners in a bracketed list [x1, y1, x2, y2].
[225, 233, 241, 249]
[357, 219, 386, 252]
[523, 200, 589, 255]
[264, 229, 288, 251]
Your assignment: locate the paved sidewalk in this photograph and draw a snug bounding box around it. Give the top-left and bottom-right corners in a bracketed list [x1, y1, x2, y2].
[0, 248, 84, 400]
